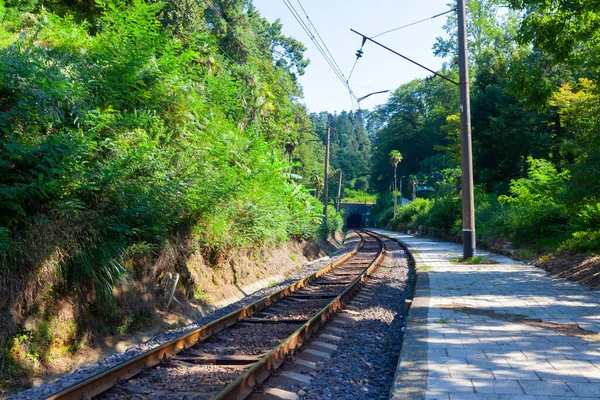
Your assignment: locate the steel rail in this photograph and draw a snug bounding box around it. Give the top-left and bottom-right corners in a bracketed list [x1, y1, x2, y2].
[46, 233, 365, 400]
[212, 230, 385, 399]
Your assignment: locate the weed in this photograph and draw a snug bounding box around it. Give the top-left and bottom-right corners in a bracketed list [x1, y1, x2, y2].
[194, 290, 212, 303]
[513, 249, 538, 260]
[434, 318, 449, 324]
[450, 256, 497, 264]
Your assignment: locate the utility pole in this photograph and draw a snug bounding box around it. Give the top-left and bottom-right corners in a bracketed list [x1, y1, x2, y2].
[457, 0, 476, 259]
[336, 170, 343, 212]
[323, 123, 331, 230]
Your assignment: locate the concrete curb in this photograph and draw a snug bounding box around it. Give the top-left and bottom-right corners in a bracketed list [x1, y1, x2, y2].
[367, 229, 430, 400]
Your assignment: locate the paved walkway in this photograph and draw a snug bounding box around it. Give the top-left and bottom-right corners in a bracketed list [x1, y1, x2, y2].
[372, 230, 600, 400]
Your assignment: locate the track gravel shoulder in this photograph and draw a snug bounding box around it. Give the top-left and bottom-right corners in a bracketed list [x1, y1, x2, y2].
[260, 233, 412, 399]
[10, 234, 361, 400]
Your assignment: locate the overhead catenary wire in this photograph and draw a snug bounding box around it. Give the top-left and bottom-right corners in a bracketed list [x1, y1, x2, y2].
[346, 56, 360, 83]
[282, 0, 352, 93]
[281, 0, 358, 103]
[346, 8, 455, 88]
[350, 28, 459, 86]
[371, 8, 456, 39]
[294, 0, 347, 85]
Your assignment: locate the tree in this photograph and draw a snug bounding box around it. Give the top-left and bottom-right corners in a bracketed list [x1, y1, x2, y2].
[311, 174, 324, 200]
[409, 175, 419, 201]
[389, 150, 403, 217]
[506, 0, 600, 68]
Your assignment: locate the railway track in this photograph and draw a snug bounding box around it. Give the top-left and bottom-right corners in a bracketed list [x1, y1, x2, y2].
[46, 230, 385, 400]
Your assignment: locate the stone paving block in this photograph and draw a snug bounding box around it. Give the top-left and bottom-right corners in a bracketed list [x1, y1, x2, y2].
[518, 380, 575, 396]
[465, 356, 511, 369]
[471, 379, 524, 394]
[427, 377, 474, 393]
[448, 367, 495, 380]
[548, 398, 600, 400]
[534, 370, 588, 383]
[448, 394, 517, 400]
[491, 368, 541, 381]
[565, 382, 600, 397]
[447, 348, 488, 358]
[424, 390, 450, 400]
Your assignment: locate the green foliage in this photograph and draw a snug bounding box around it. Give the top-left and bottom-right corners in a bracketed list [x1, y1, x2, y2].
[318, 205, 343, 238]
[506, 0, 600, 67]
[369, 76, 458, 194]
[390, 198, 433, 230]
[311, 110, 372, 194]
[494, 158, 570, 248]
[389, 150, 402, 167]
[370, 0, 600, 260]
[342, 189, 376, 203]
[557, 230, 600, 255]
[0, 1, 322, 383]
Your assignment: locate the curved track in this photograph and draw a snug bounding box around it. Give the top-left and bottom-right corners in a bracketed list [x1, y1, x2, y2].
[47, 230, 384, 400]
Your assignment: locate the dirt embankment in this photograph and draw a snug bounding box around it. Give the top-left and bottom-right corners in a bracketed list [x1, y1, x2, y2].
[3, 236, 340, 393]
[536, 254, 600, 288]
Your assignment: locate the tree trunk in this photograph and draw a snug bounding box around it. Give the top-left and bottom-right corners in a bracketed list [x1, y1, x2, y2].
[393, 165, 397, 217]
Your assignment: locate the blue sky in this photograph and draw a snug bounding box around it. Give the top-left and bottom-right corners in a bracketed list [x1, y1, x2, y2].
[252, 0, 452, 113]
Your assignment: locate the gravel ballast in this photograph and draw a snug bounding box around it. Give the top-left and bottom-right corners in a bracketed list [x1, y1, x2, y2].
[10, 234, 361, 400]
[287, 235, 412, 399]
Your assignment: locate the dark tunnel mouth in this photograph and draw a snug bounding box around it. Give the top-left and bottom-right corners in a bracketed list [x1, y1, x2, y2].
[346, 213, 363, 228]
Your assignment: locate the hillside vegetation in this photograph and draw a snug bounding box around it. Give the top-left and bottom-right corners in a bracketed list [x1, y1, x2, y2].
[0, 0, 341, 389]
[370, 0, 600, 258]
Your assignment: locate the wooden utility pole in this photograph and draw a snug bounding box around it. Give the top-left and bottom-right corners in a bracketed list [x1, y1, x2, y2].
[323, 123, 331, 228]
[336, 170, 343, 212]
[457, 0, 476, 258]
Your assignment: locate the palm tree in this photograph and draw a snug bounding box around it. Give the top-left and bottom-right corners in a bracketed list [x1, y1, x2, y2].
[389, 150, 403, 217]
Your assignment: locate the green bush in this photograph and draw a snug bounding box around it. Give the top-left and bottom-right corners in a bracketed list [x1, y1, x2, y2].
[496, 158, 571, 248]
[342, 188, 376, 203]
[390, 198, 433, 230]
[557, 230, 600, 255]
[0, 1, 322, 323]
[318, 205, 343, 238]
[420, 195, 461, 233]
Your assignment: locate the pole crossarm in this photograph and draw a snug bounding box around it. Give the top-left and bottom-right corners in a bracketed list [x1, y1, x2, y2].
[349, 29, 459, 86]
[357, 90, 390, 102]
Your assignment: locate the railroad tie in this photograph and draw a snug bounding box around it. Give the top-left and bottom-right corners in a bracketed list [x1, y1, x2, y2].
[247, 387, 300, 400]
[269, 371, 313, 387]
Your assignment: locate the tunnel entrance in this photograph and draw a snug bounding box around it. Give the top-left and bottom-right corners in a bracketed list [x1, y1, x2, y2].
[346, 213, 363, 228]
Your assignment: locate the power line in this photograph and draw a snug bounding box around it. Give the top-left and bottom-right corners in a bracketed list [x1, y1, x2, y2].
[294, 0, 346, 85]
[350, 28, 459, 86]
[346, 9, 454, 87]
[371, 8, 456, 39]
[282, 0, 348, 87]
[347, 57, 360, 83]
[281, 0, 352, 96]
[281, 0, 358, 103]
[288, 0, 347, 86]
